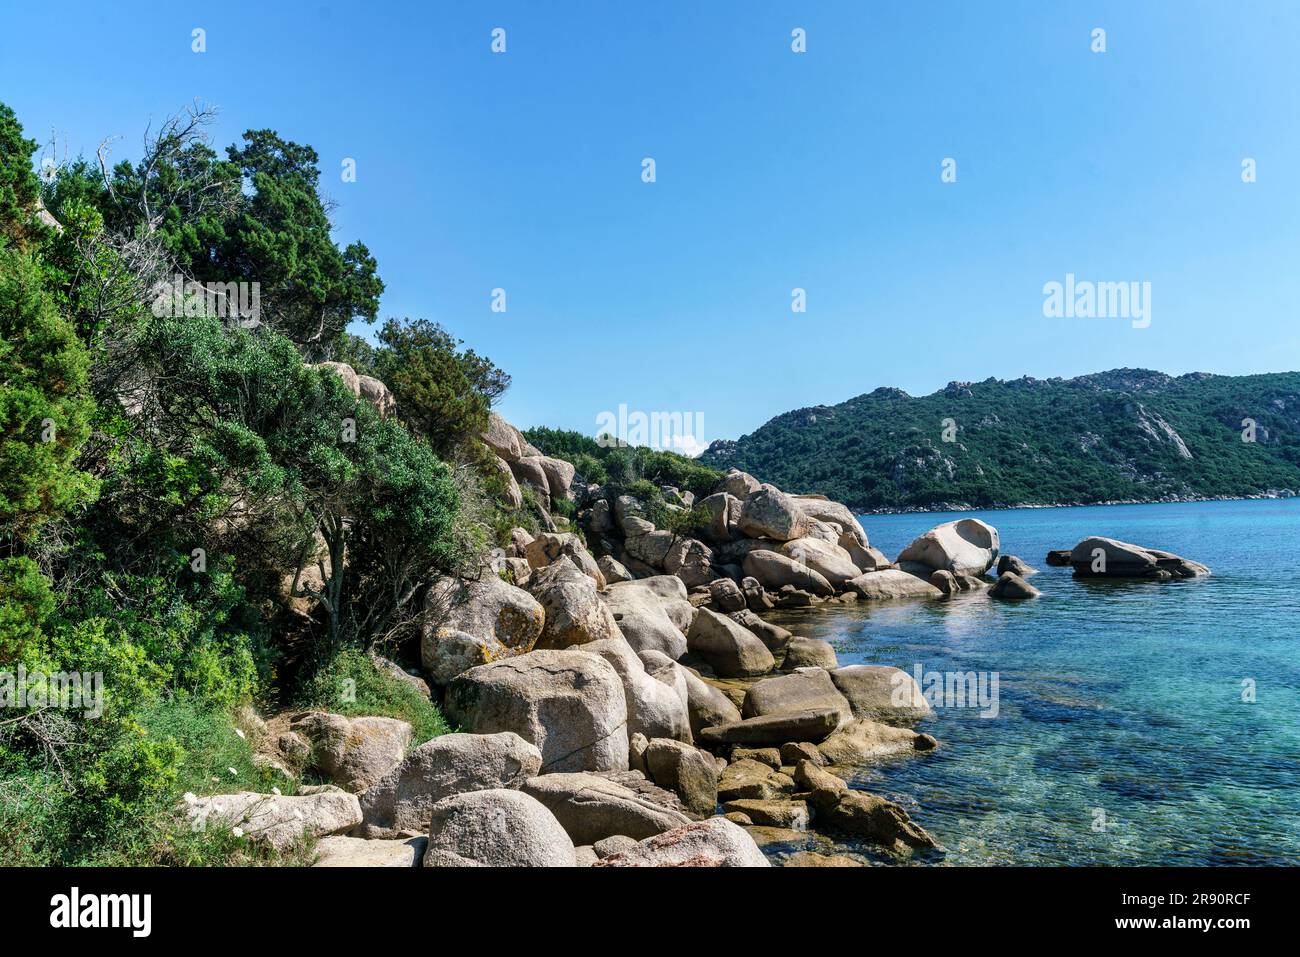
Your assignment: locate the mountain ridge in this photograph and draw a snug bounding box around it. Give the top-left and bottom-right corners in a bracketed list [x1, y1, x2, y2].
[699, 368, 1300, 513]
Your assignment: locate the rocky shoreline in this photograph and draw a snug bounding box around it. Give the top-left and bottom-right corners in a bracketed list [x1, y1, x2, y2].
[198, 410, 1211, 867]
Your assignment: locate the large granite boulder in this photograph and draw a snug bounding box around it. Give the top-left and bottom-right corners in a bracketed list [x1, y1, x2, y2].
[524, 532, 604, 586]
[357, 731, 542, 838]
[509, 456, 552, 503]
[423, 789, 574, 867]
[521, 772, 691, 845]
[728, 609, 792, 653]
[782, 637, 838, 671]
[446, 650, 629, 773]
[357, 374, 396, 419]
[592, 817, 769, 867]
[481, 411, 524, 462]
[735, 485, 808, 542]
[664, 536, 717, 588]
[1069, 536, 1210, 579]
[742, 669, 852, 729]
[687, 609, 775, 678]
[489, 454, 523, 509]
[581, 638, 692, 743]
[425, 574, 544, 653]
[677, 666, 743, 737]
[313, 835, 426, 867]
[699, 708, 841, 746]
[846, 569, 943, 601]
[817, 719, 938, 765]
[601, 582, 689, 659]
[718, 469, 762, 500]
[528, 561, 622, 649]
[697, 491, 740, 544]
[792, 496, 870, 547]
[289, 712, 411, 793]
[421, 627, 508, 686]
[645, 738, 718, 815]
[829, 665, 932, 723]
[779, 537, 862, 588]
[742, 549, 834, 597]
[538, 456, 576, 502]
[625, 529, 676, 568]
[184, 786, 361, 852]
[896, 518, 1000, 576]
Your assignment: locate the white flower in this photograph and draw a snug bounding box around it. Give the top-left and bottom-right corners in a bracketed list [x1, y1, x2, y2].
[232, 827, 244, 838]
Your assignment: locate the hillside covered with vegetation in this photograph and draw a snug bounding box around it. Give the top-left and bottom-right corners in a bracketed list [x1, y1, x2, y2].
[700, 370, 1300, 511]
[0, 101, 545, 864]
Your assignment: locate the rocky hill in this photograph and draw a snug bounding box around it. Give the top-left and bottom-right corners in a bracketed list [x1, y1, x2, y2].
[699, 369, 1300, 512]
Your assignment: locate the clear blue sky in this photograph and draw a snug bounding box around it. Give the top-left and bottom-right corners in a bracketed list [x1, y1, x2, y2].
[3, 1, 1297, 449]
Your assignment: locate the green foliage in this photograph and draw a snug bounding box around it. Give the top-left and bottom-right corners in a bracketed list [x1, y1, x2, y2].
[700, 370, 1300, 510]
[0, 103, 43, 247]
[373, 317, 510, 459]
[0, 557, 55, 663]
[0, 225, 97, 544]
[225, 130, 383, 352]
[296, 647, 450, 746]
[523, 426, 720, 497]
[0, 99, 496, 868]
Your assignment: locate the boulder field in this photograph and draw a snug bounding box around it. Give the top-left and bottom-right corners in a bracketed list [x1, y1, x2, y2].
[215, 418, 1208, 867]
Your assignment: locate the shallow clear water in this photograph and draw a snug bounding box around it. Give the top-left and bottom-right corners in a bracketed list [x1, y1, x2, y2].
[764, 498, 1300, 866]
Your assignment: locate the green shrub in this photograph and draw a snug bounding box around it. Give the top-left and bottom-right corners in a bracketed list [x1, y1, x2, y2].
[295, 647, 450, 746]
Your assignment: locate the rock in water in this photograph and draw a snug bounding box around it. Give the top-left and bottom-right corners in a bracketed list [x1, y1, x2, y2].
[846, 569, 943, 601]
[1069, 536, 1210, 580]
[988, 571, 1041, 600]
[829, 665, 932, 724]
[742, 669, 853, 729]
[742, 549, 834, 597]
[817, 719, 937, 765]
[781, 637, 838, 670]
[423, 789, 575, 867]
[997, 554, 1039, 576]
[699, 708, 841, 746]
[895, 518, 1000, 576]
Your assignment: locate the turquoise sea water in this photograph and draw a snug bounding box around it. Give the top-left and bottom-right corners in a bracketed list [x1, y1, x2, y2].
[764, 498, 1300, 866]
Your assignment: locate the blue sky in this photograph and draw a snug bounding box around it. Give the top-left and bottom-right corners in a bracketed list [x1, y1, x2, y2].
[2, 1, 1297, 449]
